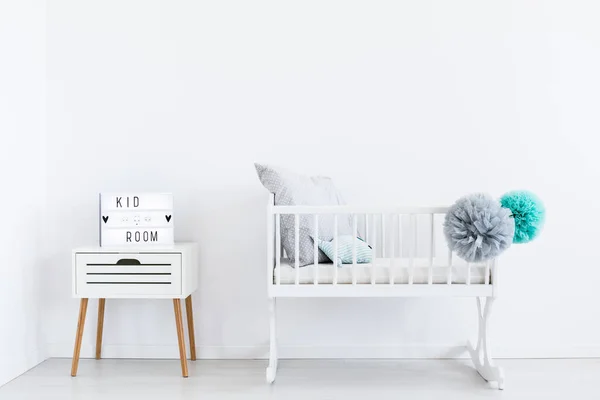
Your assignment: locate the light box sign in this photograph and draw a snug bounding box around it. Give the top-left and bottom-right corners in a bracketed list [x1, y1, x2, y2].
[99, 193, 174, 247]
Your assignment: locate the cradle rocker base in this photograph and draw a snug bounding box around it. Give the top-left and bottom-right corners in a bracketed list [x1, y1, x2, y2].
[266, 365, 278, 384]
[265, 296, 504, 390]
[467, 297, 504, 390]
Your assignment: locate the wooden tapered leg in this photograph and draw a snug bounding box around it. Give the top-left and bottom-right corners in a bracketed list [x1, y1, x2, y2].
[185, 295, 197, 361]
[71, 298, 89, 377]
[96, 298, 106, 360]
[173, 299, 189, 377]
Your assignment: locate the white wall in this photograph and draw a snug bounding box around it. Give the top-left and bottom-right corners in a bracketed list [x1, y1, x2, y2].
[45, 0, 600, 359]
[0, 0, 47, 386]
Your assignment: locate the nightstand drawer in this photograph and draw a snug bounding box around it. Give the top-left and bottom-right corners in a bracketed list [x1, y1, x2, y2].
[75, 253, 182, 297]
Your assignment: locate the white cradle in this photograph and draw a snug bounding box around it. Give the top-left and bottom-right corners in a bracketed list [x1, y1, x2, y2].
[265, 194, 505, 389]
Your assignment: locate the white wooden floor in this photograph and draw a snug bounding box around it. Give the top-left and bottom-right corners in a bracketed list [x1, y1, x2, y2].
[1, 358, 599, 399]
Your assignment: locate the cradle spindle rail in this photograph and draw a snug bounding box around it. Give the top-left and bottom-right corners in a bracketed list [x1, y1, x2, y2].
[265, 194, 504, 389]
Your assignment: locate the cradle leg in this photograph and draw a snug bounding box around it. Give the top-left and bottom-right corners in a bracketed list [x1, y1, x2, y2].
[266, 297, 278, 383]
[467, 297, 505, 390]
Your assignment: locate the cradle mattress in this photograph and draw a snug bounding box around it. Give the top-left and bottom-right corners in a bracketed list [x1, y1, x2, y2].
[276, 258, 490, 285]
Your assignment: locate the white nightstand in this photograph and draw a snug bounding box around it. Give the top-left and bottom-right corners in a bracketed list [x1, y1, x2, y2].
[71, 242, 198, 377]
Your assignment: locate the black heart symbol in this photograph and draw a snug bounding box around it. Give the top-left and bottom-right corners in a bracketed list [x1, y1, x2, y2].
[102, 216, 109, 223]
[165, 215, 172, 223]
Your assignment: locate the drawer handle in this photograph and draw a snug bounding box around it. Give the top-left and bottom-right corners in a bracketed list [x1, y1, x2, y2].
[116, 259, 141, 265]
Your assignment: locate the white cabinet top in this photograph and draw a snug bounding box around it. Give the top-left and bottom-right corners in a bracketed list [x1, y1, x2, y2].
[73, 242, 197, 254]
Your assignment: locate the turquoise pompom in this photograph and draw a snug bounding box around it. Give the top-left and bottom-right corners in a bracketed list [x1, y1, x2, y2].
[500, 190, 545, 244]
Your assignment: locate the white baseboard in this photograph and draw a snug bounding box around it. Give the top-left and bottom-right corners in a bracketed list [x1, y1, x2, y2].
[46, 343, 600, 360]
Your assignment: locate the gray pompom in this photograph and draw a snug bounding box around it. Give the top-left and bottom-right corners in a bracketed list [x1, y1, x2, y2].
[444, 193, 515, 263]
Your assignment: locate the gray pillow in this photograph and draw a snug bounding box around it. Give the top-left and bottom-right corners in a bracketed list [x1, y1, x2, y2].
[255, 163, 352, 267]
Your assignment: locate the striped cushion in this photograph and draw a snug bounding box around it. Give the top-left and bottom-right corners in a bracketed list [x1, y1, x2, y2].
[318, 236, 373, 266]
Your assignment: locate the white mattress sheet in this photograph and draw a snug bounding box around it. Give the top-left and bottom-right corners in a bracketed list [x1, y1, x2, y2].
[276, 257, 490, 285]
